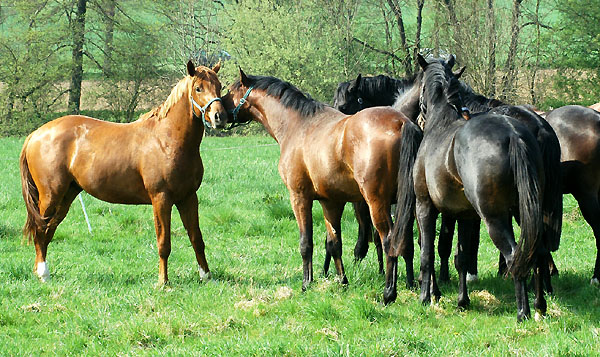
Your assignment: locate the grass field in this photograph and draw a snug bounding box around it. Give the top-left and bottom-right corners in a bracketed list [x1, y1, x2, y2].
[1, 135, 599, 355]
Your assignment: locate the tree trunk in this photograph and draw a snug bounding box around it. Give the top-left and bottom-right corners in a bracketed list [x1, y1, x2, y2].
[413, 0, 425, 72]
[442, 0, 463, 62]
[500, 0, 523, 101]
[68, 0, 87, 114]
[386, 0, 412, 74]
[103, 0, 116, 78]
[486, 0, 497, 97]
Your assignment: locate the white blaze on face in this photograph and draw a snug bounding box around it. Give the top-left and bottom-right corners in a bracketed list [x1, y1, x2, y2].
[37, 261, 50, 282]
[198, 265, 211, 280]
[591, 277, 600, 286]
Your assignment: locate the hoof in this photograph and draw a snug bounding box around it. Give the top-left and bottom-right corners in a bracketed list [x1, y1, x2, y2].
[457, 297, 470, 309]
[466, 273, 479, 283]
[36, 262, 50, 283]
[383, 288, 397, 305]
[198, 265, 211, 281]
[534, 311, 544, 322]
[517, 311, 530, 323]
[338, 275, 349, 285]
[591, 278, 600, 286]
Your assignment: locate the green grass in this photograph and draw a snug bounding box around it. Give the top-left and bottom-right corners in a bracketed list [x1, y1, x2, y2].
[1, 135, 599, 355]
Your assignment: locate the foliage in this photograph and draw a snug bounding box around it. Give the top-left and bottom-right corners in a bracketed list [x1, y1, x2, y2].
[1, 136, 600, 354]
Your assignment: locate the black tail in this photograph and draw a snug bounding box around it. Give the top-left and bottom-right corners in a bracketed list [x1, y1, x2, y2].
[509, 135, 544, 279]
[387, 121, 422, 257]
[538, 126, 562, 252]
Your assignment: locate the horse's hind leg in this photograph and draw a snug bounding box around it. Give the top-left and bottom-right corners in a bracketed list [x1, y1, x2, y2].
[438, 215, 455, 283]
[415, 197, 438, 305]
[485, 215, 530, 321]
[351, 200, 383, 274]
[320, 201, 348, 285]
[34, 184, 81, 281]
[176, 193, 210, 281]
[573, 191, 600, 284]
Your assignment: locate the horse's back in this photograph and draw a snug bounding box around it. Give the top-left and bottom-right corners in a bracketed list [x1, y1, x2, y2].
[546, 105, 600, 164]
[454, 115, 543, 215]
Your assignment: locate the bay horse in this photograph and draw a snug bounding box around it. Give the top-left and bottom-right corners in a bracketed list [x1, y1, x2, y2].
[390, 55, 548, 321]
[20, 61, 227, 284]
[545, 104, 600, 285]
[222, 69, 422, 292]
[332, 73, 422, 274]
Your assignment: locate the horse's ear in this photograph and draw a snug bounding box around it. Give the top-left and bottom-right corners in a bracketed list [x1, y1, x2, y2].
[212, 61, 221, 74]
[348, 74, 362, 92]
[417, 54, 429, 70]
[187, 60, 196, 76]
[239, 67, 250, 87]
[454, 66, 466, 79]
[447, 54, 456, 69]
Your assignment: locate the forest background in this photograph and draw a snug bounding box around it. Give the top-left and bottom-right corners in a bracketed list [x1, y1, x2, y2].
[0, 0, 597, 136]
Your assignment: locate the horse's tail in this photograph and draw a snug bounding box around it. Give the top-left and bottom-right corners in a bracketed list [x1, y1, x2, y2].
[539, 129, 562, 252]
[509, 134, 544, 280]
[20, 135, 44, 243]
[388, 120, 423, 257]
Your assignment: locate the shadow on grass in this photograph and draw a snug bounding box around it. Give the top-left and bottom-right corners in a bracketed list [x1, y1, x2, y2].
[427, 268, 600, 319]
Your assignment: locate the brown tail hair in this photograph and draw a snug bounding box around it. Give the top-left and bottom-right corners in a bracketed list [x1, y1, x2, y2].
[20, 135, 45, 243]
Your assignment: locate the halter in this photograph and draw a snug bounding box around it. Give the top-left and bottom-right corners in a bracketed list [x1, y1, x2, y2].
[191, 95, 222, 129]
[226, 86, 255, 130]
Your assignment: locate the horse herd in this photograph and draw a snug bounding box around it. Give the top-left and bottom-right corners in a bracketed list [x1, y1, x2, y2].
[19, 56, 600, 321]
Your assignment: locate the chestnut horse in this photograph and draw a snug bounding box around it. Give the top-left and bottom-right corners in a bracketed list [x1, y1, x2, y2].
[222, 69, 422, 292]
[391, 55, 547, 321]
[20, 61, 227, 284]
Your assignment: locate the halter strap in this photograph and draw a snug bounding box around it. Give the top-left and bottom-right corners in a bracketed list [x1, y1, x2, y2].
[191, 95, 222, 129]
[226, 86, 255, 130]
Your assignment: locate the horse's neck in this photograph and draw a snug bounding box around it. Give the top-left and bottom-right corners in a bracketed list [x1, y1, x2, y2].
[251, 96, 303, 144]
[425, 103, 462, 133]
[392, 83, 420, 121]
[157, 97, 204, 147]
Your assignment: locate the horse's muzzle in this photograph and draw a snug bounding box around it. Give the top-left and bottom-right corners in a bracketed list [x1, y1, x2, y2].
[212, 110, 228, 129]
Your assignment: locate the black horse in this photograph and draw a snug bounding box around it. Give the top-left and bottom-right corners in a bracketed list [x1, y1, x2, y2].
[333, 69, 562, 292]
[545, 105, 600, 285]
[388, 55, 549, 321]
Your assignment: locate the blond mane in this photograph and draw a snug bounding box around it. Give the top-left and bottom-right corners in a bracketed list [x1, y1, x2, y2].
[137, 76, 192, 122]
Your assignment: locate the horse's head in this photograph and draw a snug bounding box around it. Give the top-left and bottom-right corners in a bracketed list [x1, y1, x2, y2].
[222, 68, 261, 128]
[187, 60, 228, 129]
[333, 74, 368, 114]
[417, 54, 468, 126]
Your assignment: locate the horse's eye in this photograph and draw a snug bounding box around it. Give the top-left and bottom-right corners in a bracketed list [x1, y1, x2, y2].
[196, 87, 203, 93]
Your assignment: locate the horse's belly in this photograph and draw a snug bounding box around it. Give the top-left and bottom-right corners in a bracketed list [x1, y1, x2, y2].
[77, 171, 151, 205]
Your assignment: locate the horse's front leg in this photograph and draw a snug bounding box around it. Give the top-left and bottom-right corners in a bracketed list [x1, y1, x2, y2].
[290, 192, 314, 291]
[176, 193, 210, 280]
[151, 193, 173, 286]
[438, 215, 456, 283]
[320, 200, 348, 285]
[455, 218, 478, 308]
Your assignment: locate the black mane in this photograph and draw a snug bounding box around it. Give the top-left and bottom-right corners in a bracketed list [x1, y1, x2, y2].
[422, 60, 464, 128]
[360, 74, 416, 100]
[458, 80, 506, 113]
[232, 75, 324, 117]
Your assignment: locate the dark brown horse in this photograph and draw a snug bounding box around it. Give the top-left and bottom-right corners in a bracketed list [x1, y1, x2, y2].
[390, 55, 548, 321]
[546, 105, 600, 285]
[20, 61, 227, 284]
[222, 69, 422, 291]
